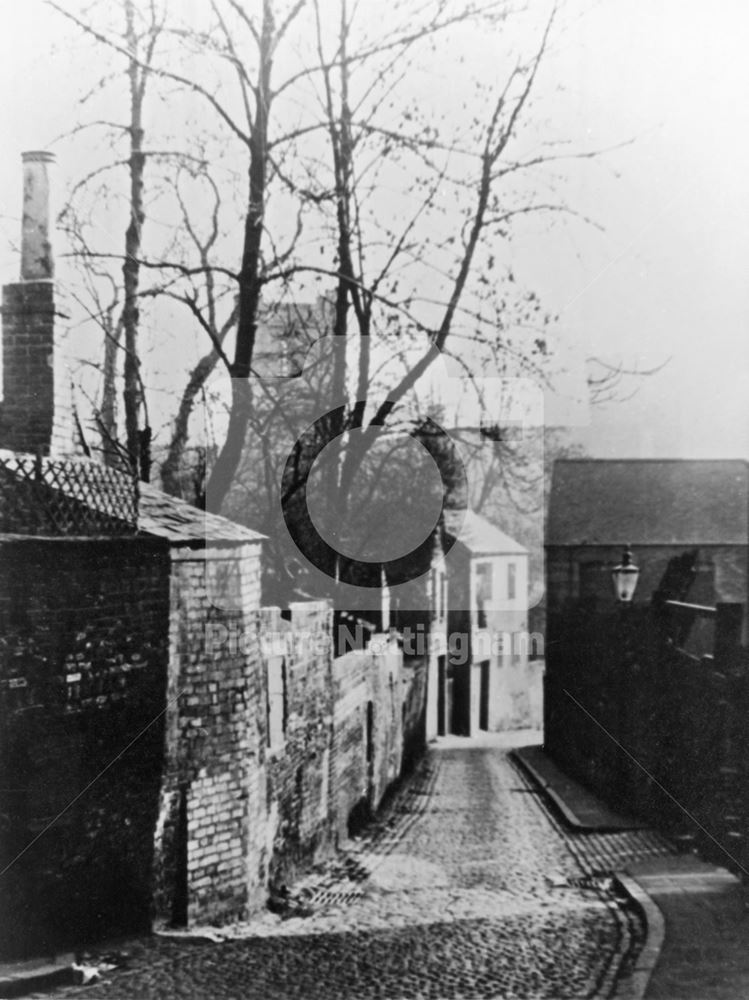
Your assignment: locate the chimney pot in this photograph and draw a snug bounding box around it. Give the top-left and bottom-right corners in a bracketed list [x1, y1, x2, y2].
[21, 150, 55, 281]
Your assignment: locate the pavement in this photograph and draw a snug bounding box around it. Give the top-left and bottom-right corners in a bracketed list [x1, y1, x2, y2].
[514, 743, 749, 1000]
[4, 732, 749, 999]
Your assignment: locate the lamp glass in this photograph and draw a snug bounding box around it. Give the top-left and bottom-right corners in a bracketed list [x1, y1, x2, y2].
[612, 547, 639, 602]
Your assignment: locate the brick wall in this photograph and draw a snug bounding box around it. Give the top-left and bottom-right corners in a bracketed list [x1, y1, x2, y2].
[332, 638, 403, 842]
[258, 607, 407, 880]
[152, 541, 266, 929]
[260, 602, 336, 892]
[0, 534, 423, 953]
[0, 281, 75, 456]
[0, 537, 170, 958]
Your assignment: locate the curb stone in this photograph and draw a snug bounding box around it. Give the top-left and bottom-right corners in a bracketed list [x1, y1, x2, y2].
[510, 748, 666, 1000]
[611, 873, 665, 1000]
[512, 747, 644, 831]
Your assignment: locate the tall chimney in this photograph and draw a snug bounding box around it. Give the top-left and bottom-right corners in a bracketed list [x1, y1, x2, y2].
[0, 151, 75, 457]
[21, 151, 55, 281]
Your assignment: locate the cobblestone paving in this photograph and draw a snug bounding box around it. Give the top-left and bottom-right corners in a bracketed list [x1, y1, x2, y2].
[40, 740, 659, 1000]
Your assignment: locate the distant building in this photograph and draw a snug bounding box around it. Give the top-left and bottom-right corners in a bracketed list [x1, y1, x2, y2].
[424, 509, 534, 738]
[546, 459, 749, 615]
[252, 295, 334, 377]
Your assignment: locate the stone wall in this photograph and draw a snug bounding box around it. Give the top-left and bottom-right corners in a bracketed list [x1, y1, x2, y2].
[0, 537, 170, 957]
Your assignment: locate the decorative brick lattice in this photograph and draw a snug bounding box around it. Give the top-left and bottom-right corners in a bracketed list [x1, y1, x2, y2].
[0, 454, 138, 535]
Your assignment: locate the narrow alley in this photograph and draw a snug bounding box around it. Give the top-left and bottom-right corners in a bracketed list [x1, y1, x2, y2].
[38, 734, 672, 1000]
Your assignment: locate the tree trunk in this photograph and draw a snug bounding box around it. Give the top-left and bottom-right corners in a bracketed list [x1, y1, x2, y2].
[204, 0, 274, 514]
[162, 345, 222, 497]
[100, 318, 122, 466]
[122, 0, 148, 480]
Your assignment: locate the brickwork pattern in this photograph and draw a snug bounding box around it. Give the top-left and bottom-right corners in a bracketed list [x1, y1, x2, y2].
[260, 608, 411, 891]
[152, 542, 265, 930]
[0, 281, 75, 457]
[262, 602, 336, 890]
[332, 640, 403, 842]
[0, 537, 170, 958]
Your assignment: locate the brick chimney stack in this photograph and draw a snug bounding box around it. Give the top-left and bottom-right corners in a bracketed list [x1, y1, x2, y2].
[1, 151, 75, 457]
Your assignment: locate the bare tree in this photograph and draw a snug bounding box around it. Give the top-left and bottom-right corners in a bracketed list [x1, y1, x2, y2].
[50, 0, 166, 479]
[50, 0, 648, 596]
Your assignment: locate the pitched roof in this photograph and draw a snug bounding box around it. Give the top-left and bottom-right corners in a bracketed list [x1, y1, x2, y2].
[443, 509, 527, 556]
[0, 451, 263, 544]
[547, 459, 749, 546]
[138, 483, 264, 546]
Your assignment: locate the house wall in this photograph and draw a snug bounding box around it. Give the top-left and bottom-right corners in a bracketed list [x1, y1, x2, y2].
[0, 537, 170, 958]
[470, 553, 539, 732]
[545, 602, 749, 875]
[434, 547, 540, 736]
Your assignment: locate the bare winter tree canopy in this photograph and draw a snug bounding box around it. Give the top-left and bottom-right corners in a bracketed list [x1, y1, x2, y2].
[42, 0, 652, 603]
[5, 4, 749, 981]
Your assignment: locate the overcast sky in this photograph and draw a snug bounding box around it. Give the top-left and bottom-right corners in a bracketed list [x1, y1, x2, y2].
[1, 0, 747, 460]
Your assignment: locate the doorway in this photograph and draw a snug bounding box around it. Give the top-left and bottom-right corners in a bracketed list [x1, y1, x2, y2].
[479, 660, 490, 731]
[437, 655, 447, 736]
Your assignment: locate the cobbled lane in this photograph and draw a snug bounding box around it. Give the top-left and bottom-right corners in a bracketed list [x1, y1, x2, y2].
[41, 737, 654, 1000]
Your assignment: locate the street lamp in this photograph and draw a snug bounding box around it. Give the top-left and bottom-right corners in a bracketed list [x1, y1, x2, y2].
[612, 545, 639, 603]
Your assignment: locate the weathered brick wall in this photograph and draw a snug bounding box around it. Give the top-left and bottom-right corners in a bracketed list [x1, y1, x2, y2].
[261, 602, 336, 892]
[258, 607, 407, 870]
[152, 541, 266, 929]
[0, 537, 170, 958]
[332, 638, 403, 841]
[0, 534, 418, 954]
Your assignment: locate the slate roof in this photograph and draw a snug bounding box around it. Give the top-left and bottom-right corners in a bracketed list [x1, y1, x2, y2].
[138, 482, 264, 546]
[547, 459, 749, 546]
[443, 509, 527, 556]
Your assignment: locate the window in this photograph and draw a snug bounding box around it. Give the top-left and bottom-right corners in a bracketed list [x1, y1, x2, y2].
[266, 655, 287, 750]
[507, 562, 516, 601]
[475, 562, 493, 601]
[475, 561, 493, 628]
